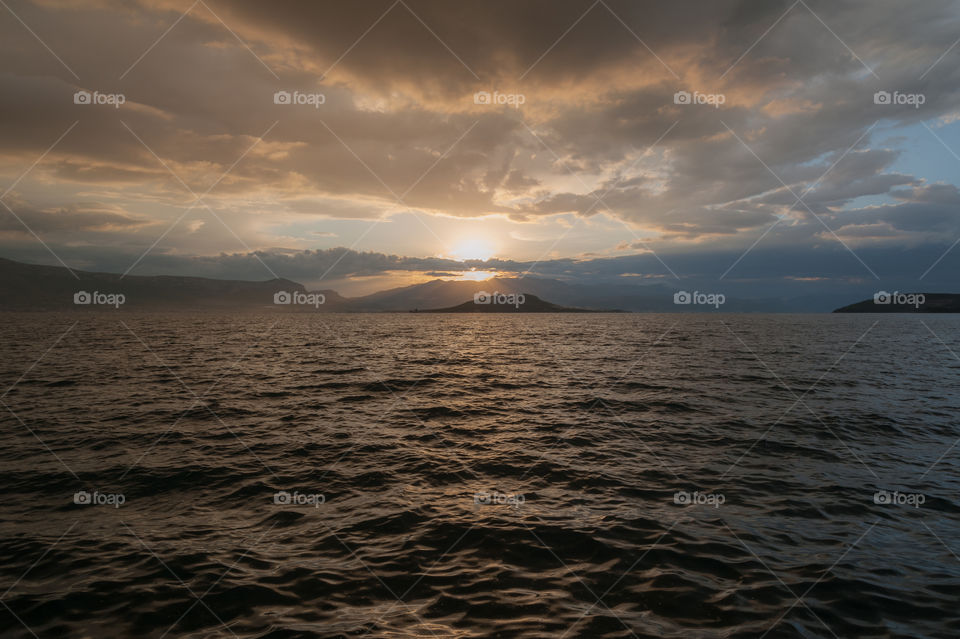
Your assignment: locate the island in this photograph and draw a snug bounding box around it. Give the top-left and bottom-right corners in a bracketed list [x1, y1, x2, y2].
[833, 293, 960, 313]
[416, 293, 614, 313]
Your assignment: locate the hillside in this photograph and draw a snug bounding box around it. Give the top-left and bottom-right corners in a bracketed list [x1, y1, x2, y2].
[416, 293, 606, 313]
[833, 293, 960, 313]
[0, 256, 856, 313]
[0, 257, 345, 311]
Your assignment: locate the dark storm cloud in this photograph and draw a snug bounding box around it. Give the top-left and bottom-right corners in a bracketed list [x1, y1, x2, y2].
[188, 0, 735, 90]
[0, 198, 148, 233]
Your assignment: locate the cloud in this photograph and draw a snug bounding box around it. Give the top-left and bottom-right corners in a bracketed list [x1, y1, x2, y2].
[1, 0, 960, 292]
[0, 197, 149, 234]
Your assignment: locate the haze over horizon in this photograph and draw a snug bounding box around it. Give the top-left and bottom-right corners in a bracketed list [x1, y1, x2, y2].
[3, 0, 960, 298]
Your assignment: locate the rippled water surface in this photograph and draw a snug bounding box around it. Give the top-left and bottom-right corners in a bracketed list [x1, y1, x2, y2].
[1, 313, 959, 638]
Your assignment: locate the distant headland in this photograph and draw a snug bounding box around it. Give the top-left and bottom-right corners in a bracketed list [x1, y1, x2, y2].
[833, 293, 960, 313]
[413, 293, 617, 313]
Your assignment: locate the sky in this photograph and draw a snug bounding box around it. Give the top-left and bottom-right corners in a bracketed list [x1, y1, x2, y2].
[1, 0, 960, 298]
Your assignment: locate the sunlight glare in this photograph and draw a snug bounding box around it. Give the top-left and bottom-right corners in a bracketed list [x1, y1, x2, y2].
[450, 238, 495, 261]
[455, 269, 498, 281]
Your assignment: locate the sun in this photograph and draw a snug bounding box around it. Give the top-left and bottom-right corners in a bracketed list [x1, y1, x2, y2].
[457, 269, 498, 281]
[449, 238, 495, 261]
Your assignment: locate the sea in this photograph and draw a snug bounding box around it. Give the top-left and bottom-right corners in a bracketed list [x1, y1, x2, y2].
[0, 313, 958, 638]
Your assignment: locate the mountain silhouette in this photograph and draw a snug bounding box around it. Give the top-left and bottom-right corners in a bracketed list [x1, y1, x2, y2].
[0, 257, 639, 312]
[416, 293, 607, 313]
[0, 256, 852, 312]
[0, 257, 344, 311]
[833, 293, 960, 313]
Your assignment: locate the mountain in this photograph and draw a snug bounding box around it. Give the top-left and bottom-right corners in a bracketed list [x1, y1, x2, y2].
[348, 277, 592, 311]
[417, 293, 605, 313]
[0, 256, 868, 312]
[0, 257, 345, 311]
[0, 258, 679, 312]
[833, 293, 960, 313]
[348, 277, 799, 312]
